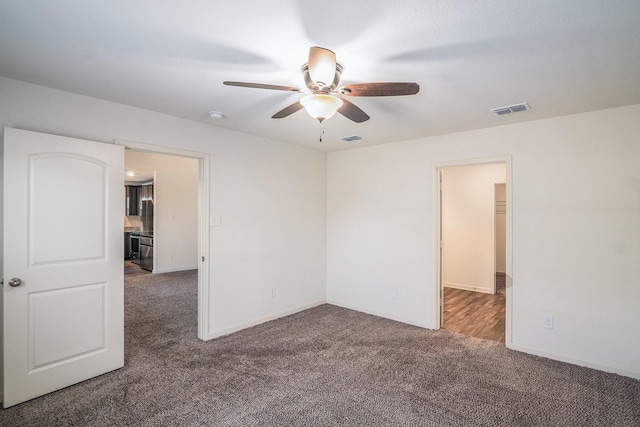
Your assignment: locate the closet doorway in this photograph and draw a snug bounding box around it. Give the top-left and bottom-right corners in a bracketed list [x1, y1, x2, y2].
[435, 158, 511, 344]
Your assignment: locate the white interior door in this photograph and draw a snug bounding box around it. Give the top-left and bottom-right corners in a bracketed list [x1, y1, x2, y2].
[2, 128, 124, 408]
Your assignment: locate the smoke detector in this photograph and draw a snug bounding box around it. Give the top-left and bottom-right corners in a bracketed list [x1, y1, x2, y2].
[490, 102, 531, 116]
[209, 111, 224, 119]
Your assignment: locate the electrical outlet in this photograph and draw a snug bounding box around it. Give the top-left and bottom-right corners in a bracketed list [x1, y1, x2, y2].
[270, 288, 277, 299]
[543, 315, 554, 329]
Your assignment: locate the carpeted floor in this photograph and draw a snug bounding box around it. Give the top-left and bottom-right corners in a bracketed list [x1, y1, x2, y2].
[2, 270, 639, 426]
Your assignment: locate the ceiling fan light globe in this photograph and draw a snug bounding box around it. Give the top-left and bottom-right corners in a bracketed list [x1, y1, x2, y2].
[300, 94, 343, 122]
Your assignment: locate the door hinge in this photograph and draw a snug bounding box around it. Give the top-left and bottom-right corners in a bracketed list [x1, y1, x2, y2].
[201, 256, 205, 262]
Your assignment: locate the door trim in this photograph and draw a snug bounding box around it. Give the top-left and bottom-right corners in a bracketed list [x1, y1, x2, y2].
[494, 182, 507, 294]
[114, 139, 211, 341]
[433, 156, 512, 347]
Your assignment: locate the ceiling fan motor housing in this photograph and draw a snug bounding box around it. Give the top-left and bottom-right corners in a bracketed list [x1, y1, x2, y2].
[302, 63, 343, 92]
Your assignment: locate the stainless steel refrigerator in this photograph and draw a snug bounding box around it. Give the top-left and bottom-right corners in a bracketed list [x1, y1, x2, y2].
[139, 199, 154, 271]
[139, 199, 153, 235]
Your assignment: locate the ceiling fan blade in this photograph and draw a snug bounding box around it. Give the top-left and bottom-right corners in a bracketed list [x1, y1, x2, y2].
[224, 81, 301, 92]
[272, 101, 304, 119]
[308, 47, 336, 86]
[337, 99, 370, 123]
[339, 82, 419, 97]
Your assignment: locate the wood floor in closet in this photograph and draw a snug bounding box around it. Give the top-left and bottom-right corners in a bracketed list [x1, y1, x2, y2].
[442, 274, 506, 343]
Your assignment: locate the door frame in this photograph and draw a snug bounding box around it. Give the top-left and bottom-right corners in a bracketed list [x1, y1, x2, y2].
[115, 139, 211, 341]
[434, 155, 513, 347]
[494, 182, 507, 294]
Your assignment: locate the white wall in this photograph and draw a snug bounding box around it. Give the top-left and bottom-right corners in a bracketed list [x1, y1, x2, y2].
[0, 76, 327, 339]
[442, 164, 506, 293]
[327, 104, 640, 378]
[125, 150, 199, 273]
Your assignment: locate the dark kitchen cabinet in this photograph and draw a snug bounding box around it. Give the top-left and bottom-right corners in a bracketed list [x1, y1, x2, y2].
[124, 231, 131, 260]
[126, 185, 140, 216]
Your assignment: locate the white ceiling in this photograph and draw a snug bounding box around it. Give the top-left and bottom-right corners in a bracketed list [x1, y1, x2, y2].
[1, 0, 639, 151]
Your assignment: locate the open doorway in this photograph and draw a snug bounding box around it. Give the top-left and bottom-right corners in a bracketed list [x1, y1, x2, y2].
[435, 158, 511, 345]
[123, 154, 155, 277]
[123, 150, 198, 276]
[117, 140, 210, 340]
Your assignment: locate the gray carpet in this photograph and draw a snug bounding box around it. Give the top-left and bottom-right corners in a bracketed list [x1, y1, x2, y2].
[2, 270, 639, 426]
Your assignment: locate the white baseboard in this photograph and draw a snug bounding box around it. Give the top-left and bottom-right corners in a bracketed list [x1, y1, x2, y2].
[326, 300, 432, 330]
[205, 300, 326, 340]
[508, 343, 640, 380]
[443, 281, 492, 294]
[152, 266, 198, 274]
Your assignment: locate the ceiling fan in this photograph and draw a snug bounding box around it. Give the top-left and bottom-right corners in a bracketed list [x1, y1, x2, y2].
[224, 47, 420, 123]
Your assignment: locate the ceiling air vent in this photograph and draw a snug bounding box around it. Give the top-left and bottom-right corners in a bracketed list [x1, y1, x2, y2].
[340, 135, 363, 142]
[490, 102, 530, 116]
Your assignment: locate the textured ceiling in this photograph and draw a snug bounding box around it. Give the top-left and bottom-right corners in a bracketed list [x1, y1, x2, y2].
[1, 0, 639, 151]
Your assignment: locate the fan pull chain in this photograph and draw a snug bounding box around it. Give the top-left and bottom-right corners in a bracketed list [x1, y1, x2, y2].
[319, 121, 325, 142]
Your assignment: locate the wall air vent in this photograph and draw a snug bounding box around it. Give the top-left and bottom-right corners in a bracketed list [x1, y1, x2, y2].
[340, 135, 363, 142]
[490, 102, 531, 116]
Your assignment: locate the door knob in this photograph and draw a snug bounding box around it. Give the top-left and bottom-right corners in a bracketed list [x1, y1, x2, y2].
[8, 277, 22, 287]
